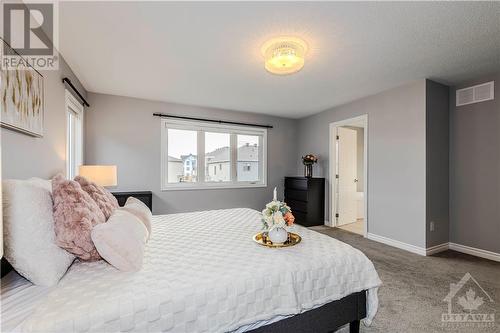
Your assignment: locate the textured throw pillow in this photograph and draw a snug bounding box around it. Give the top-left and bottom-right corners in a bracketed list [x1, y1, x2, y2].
[120, 196, 152, 238]
[91, 209, 148, 271]
[74, 176, 118, 220]
[52, 174, 106, 261]
[27, 177, 52, 192]
[2, 178, 75, 286]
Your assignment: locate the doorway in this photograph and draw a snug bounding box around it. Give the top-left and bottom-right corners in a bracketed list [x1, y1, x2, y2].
[329, 115, 368, 236]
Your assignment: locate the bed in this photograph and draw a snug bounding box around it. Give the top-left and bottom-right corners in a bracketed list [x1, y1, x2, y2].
[1, 208, 381, 332]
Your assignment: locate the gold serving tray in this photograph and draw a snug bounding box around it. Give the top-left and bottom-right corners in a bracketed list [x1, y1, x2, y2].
[253, 232, 302, 248]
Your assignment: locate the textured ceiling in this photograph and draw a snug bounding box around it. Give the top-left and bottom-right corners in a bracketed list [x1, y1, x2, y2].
[59, 2, 500, 118]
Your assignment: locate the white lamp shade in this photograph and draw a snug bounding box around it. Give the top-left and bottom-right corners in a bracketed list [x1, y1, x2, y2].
[79, 165, 117, 187]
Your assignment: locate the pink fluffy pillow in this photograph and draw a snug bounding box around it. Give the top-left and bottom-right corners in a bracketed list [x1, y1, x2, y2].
[52, 174, 105, 261]
[75, 176, 119, 220]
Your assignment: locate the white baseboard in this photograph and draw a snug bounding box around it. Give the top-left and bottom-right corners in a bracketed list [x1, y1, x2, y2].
[367, 233, 427, 256]
[366, 233, 500, 262]
[449, 243, 500, 262]
[425, 243, 449, 255]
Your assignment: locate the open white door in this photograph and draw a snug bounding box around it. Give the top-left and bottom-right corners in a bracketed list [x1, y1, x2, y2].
[336, 127, 358, 226]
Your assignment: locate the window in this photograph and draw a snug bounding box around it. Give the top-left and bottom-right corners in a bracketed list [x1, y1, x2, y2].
[162, 119, 267, 190]
[167, 129, 197, 183]
[65, 90, 83, 179]
[205, 132, 230, 182]
[237, 135, 259, 181]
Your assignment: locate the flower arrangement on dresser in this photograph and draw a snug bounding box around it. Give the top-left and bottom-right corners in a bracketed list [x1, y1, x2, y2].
[302, 154, 318, 178]
[260, 187, 295, 244]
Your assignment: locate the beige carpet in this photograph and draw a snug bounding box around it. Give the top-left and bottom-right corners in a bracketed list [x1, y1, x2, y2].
[312, 226, 500, 333]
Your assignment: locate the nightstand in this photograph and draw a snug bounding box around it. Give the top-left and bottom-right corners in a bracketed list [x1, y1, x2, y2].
[111, 191, 153, 212]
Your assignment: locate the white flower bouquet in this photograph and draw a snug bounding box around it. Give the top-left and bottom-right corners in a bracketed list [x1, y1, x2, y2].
[261, 187, 295, 231]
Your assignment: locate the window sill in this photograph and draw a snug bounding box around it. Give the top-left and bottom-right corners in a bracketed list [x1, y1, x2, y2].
[161, 182, 267, 191]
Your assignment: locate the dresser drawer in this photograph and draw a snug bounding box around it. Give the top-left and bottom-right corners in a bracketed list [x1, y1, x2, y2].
[286, 199, 308, 213]
[285, 189, 308, 202]
[285, 178, 308, 190]
[284, 177, 325, 227]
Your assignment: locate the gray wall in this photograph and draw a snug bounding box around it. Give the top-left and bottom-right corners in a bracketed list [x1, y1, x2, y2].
[296, 80, 427, 248]
[85, 93, 298, 215]
[425, 80, 450, 247]
[0, 2, 87, 180]
[450, 73, 500, 254]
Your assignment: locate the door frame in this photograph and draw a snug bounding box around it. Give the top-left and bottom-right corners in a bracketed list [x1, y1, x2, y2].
[328, 114, 368, 237]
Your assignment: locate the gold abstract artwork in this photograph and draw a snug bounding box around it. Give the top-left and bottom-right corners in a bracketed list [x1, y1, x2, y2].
[0, 40, 44, 137]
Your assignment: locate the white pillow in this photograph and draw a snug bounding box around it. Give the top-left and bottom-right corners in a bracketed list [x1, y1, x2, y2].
[91, 209, 148, 272]
[120, 196, 152, 239]
[2, 178, 75, 286]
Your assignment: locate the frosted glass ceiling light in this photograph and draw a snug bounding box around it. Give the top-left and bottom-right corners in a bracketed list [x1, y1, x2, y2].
[261, 36, 308, 75]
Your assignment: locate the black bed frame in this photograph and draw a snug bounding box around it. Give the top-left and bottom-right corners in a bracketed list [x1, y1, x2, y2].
[2, 258, 366, 333]
[248, 290, 367, 333]
[1, 257, 13, 278]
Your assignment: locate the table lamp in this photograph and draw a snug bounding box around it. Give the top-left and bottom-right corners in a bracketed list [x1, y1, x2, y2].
[79, 165, 117, 187]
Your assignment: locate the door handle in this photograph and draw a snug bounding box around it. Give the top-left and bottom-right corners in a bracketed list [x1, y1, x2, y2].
[354, 179, 358, 183]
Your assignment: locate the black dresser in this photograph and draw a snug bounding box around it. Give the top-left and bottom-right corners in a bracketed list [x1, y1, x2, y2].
[284, 177, 325, 227]
[111, 191, 153, 212]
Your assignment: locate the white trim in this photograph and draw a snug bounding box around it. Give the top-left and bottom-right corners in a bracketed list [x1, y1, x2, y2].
[197, 128, 205, 183]
[161, 183, 267, 191]
[329, 114, 368, 237]
[160, 119, 167, 190]
[161, 118, 267, 191]
[230, 134, 238, 181]
[365, 233, 500, 261]
[65, 90, 83, 115]
[449, 243, 500, 262]
[367, 233, 427, 256]
[426, 243, 449, 255]
[65, 90, 84, 179]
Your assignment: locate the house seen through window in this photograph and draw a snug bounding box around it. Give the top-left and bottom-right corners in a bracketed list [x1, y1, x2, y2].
[162, 119, 267, 189]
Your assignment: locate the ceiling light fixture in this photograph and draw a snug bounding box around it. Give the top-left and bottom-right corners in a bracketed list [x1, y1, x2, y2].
[261, 36, 308, 75]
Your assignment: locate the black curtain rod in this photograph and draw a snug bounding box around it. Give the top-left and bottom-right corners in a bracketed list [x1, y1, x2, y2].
[62, 78, 90, 107]
[153, 113, 273, 129]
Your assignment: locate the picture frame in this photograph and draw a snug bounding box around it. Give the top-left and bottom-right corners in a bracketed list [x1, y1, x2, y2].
[0, 38, 44, 137]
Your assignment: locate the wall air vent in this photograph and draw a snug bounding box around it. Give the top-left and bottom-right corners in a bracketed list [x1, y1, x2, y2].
[456, 81, 494, 107]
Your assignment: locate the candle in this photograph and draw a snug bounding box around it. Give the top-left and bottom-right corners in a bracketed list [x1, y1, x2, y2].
[273, 187, 277, 201]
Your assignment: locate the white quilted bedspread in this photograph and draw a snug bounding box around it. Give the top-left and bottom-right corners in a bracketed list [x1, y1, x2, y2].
[21, 208, 381, 333]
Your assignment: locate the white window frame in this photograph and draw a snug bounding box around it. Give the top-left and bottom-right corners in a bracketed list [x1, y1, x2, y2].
[161, 118, 267, 190]
[65, 90, 84, 179]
